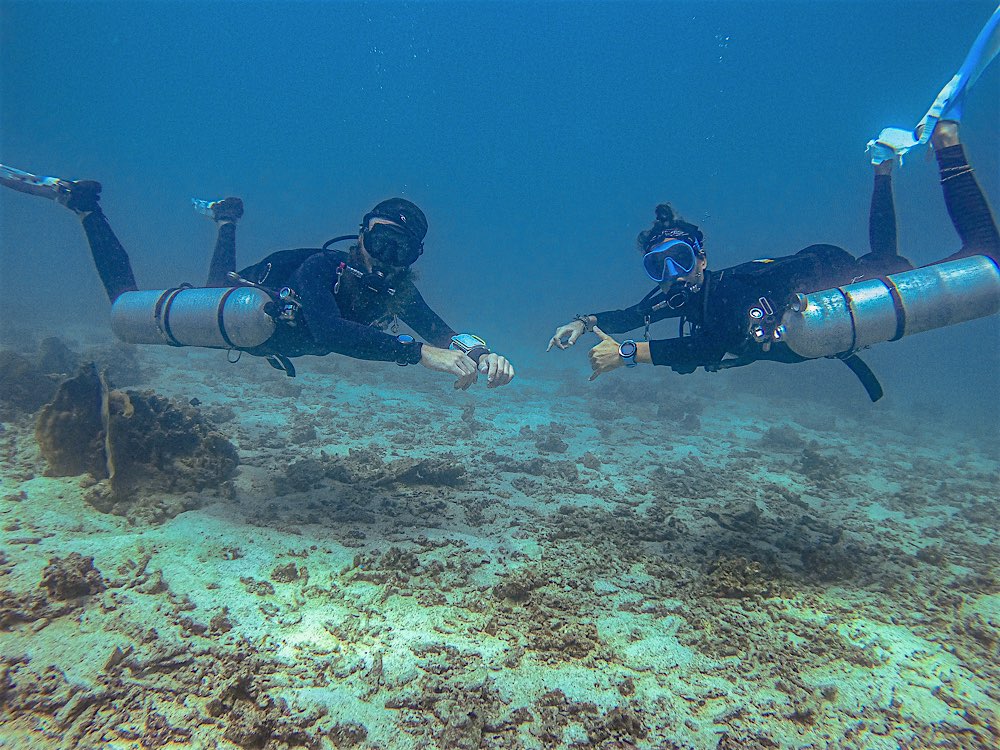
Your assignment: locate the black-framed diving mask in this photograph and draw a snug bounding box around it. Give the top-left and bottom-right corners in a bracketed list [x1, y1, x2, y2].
[361, 213, 425, 267]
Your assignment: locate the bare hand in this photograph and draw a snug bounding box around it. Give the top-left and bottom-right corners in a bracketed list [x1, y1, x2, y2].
[547, 320, 586, 351]
[419, 345, 479, 389]
[479, 352, 515, 388]
[588, 326, 622, 381]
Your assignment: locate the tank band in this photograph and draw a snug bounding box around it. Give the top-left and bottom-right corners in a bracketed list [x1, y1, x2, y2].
[154, 287, 188, 347]
[216, 287, 238, 349]
[886, 278, 907, 341]
[841, 288, 858, 353]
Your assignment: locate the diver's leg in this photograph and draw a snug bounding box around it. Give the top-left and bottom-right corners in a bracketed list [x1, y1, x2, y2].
[932, 122, 1000, 264]
[857, 159, 912, 274]
[0, 167, 137, 302]
[869, 161, 898, 258]
[194, 197, 244, 286]
[69, 184, 139, 303]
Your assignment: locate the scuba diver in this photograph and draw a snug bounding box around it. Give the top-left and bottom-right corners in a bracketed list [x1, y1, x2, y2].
[0, 168, 515, 389]
[546, 121, 999, 400]
[549, 4, 1000, 400]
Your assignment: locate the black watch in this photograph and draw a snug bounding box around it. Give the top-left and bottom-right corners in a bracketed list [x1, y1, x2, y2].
[395, 334, 423, 366]
[619, 339, 638, 367]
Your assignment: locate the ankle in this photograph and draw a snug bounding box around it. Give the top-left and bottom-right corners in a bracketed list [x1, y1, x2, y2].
[874, 161, 893, 176]
[931, 120, 960, 150]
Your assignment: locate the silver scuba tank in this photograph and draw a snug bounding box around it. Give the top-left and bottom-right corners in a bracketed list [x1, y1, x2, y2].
[776, 255, 1000, 359]
[110, 286, 277, 349]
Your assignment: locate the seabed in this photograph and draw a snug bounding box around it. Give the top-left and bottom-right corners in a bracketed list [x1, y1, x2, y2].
[0, 329, 997, 750]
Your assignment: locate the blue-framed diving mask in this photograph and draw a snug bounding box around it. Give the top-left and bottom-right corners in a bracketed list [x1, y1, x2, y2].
[642, 235, 701, 283]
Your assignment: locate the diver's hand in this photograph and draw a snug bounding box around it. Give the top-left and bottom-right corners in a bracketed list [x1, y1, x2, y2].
[478, 352, 515, 389]
[588, 327, 622, 381]
[420, 345, 479, 389]
[547, 319, 587, 351]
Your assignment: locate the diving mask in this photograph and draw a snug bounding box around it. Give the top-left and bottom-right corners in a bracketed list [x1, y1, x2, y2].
[362, 215, 424, 267]
[642, 237, 700, 282]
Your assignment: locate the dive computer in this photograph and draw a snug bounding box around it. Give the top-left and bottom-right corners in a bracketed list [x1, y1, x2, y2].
[619, 339, 638, 368]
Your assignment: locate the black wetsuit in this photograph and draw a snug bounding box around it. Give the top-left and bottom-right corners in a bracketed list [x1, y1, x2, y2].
[592, 144, 999, 374]
[78, 211, 456, 364]
[233, 246, 456, 361]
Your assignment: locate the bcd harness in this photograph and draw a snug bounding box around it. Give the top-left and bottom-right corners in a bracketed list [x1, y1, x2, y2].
[635, 273, 885, 402]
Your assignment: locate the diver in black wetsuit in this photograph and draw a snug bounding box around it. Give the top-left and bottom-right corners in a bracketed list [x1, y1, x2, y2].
[547, 121, 998, 395]
[0, 172, 514, 390]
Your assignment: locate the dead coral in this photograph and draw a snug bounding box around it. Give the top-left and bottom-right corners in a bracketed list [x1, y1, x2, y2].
[546, 503, 685, 549]
[101, 389, 238, 499]
[40, 553, 106, 600]
[483, 451, 580, 482]
[270, 563, 306, 584]
[492, 567, 546, 603]
[206, 669, 325, 749]
[385, 647, 509, 749]
[2, 636, 336, 750]
[759, 424, 805, 451]
[279, 451, 466, 494]
[800, 543, 856, 582]
[0, 589, 74, 630]
[586, 706, 649, 746]
[328, 722, 368, 746]
[701, 556, 785, 599]
[485, 569, 602, 664]
[34, 363, 108, 477]
[796, 444, 844, 484]
[34, 363, 238, 520]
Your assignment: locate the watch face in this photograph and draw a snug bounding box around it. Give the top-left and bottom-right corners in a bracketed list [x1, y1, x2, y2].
[620, 341, 637, 358]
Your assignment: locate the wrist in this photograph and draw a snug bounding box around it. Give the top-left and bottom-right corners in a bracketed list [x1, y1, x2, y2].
[394, 334, 423, 366]
[618, 339, 638, 368]
[574, 314, 595, 333]
[450, 333, 490, 364]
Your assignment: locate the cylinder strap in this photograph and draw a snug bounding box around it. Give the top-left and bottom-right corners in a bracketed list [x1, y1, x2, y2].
[154, 286, 189, 347]
[840, 288, 859, 353]
[885, 278, 907, 341]
[216, 287, 239, 349]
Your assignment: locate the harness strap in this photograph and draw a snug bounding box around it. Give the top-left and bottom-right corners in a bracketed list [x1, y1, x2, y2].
[265, 354, 297, 377]
[840, 353, 884, 402]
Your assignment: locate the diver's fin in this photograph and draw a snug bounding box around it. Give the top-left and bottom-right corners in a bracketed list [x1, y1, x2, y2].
[0, 163, 74, 200]
[917, 3, 1000, 143]
[192, 196, 244, 223]
[866, 127, 919, 166]
[868, 5, 1000, 161]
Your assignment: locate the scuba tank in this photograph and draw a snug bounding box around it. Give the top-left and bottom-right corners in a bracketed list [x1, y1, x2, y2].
[110, 286, 277, 349]
[776, 254, 1000, 359]
[108, 235, 363, 352]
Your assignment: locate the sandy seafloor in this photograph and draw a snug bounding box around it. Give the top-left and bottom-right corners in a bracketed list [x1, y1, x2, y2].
[0, 326, 997, 750]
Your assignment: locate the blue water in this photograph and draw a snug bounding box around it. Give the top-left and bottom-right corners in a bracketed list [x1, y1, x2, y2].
[2, 0, 997, 417]
[2, 4, 1000, 747]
